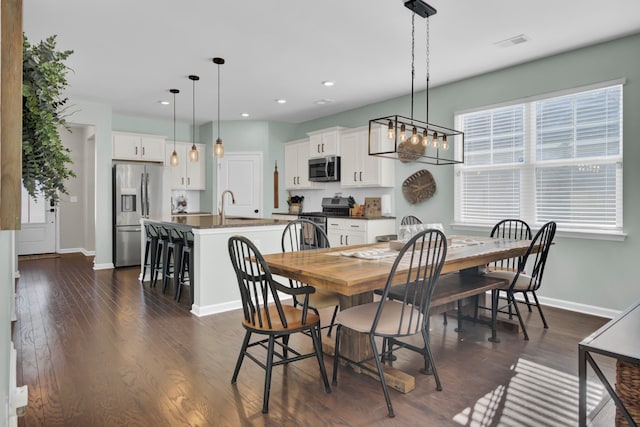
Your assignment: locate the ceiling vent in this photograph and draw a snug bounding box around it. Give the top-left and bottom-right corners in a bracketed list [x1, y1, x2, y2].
[494, 34, 530, 48]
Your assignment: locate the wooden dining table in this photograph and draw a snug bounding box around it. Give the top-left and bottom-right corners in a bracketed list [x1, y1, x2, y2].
[261, 235, 533, 392]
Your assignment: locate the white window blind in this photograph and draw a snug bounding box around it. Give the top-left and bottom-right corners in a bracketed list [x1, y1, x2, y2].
[455, 83, 623, 233]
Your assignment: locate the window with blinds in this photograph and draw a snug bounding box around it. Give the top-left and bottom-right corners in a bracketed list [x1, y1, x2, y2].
[454, 82, 623, 233]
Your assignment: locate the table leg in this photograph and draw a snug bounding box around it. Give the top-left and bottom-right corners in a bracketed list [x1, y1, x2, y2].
[337, 293, 373, 363]
[578, 345, 587, 427]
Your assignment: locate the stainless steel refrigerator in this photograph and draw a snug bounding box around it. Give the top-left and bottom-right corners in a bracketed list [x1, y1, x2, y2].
[112, 162, 164, 267]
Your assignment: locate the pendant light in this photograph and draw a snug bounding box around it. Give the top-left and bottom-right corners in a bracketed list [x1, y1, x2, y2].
[213, 57, 225, 158]
[169, 88, 180, 166]
[188, 75, 200, 162]
[368, 0, 464, 165]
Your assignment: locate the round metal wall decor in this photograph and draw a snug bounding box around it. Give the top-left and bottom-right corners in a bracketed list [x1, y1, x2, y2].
[402, 169, 436, 205]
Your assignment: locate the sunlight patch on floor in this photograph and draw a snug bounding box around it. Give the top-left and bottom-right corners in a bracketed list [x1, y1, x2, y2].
[453, 357, 605, 426]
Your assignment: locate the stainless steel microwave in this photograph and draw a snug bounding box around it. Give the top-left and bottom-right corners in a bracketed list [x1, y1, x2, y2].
[308, 156, 340, 182]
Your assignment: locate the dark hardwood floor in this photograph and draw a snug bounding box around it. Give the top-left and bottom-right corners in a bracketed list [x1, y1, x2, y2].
[13, 253, 616, 426]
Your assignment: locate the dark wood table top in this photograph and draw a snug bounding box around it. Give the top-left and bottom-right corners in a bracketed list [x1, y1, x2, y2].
[263, 236, 532, 296]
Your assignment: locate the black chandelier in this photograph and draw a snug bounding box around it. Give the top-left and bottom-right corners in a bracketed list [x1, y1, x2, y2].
[368, 0, 464, 165]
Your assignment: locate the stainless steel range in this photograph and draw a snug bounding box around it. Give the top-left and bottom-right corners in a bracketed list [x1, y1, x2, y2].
[299, 196, 353, 233]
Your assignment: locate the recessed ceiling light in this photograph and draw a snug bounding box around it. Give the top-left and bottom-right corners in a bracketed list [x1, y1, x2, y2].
[159, 100, 170, 105]
[275, 99, 287, 104]
[241, 113, 250, 117]
[322, 81, 335, 87]
[315, 98, 334, 105]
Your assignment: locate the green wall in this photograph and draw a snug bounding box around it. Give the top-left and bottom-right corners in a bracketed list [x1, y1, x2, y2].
[295, 33, 640, 311]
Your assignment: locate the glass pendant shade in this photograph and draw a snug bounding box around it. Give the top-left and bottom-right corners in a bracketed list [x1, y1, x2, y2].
[170, 88, 179, 166]
[213, 57, 225, 158]
[170, 150, 179, 166]
[214, 138, 224, 158]
[189, 144, 199, 161]
[189, 74, 200, 162]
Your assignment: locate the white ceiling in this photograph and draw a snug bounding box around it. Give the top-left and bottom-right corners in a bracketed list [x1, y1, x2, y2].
[23, 0, 640, 125]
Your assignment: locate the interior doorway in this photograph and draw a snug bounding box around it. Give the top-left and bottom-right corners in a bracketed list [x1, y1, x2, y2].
[216, 152, 263, 218]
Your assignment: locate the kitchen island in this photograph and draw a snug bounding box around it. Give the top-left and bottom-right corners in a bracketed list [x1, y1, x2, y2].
[142, 214, 288, 317]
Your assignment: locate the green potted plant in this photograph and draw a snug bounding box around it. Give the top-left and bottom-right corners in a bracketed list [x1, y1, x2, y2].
[22, 34, 76, 202]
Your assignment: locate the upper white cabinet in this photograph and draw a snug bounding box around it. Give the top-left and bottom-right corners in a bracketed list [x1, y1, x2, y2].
[112, 132, 165, 162]
[284, 139, 320, 190]
[165, 142, 206, 190]
[307, 127, 344, 158]
[340, 126, 395, 188]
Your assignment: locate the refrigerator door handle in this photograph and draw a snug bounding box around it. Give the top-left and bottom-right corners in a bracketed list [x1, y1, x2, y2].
[140, 172, 146, 218]
[145, 172, 150, 217]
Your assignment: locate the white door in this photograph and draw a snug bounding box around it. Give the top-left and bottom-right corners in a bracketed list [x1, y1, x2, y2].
[217, 152, 263, 218]
[17, 185, 57, 255]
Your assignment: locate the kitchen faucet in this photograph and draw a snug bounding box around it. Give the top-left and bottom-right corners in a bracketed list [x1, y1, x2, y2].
[219, 190, 236, 223]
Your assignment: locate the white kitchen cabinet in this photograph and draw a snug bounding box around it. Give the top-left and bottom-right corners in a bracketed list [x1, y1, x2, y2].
[112, 132, 165, 162]
[327, 217, 395, 247]
[284, 139, 320, 190]
[340, 126, 395, 188]
[165, 142, 206, 190]
[307, 127, 344, 158]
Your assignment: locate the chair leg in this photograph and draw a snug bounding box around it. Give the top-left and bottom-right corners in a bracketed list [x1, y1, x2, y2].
[151, 243, 163, 287]
[282, 335, 290, 360]
[231, 331, 251, 384]
[370, 334, 394, 418]
[326, 305, 338, 338]
[421, 328, 442, 391]
[310, 324, 331, 393]
[443, 312, 448, 325]
[531, 291, 549, 329]
[142, 239, 151, 282]
[454, 300, 463, 332]
[162, 244, 172, 294]
[332, 325, 342, 385]
[523, 292, 533, 312]
[508, 290, 529, 340]
[262, 335, 276, 413]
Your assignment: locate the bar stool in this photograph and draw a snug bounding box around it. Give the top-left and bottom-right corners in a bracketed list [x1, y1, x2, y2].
[151, 226, 169, 288]
[175, 230, 194, 305]
[162, 227, 183, 295]
[142, 224, 159, 284]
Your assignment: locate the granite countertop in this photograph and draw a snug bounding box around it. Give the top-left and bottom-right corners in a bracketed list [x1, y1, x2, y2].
[272, 211, 395, 220]
[146, 215, 287, 229]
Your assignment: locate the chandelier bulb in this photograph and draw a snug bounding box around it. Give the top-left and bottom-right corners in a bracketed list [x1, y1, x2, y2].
[422, 129, 429, 147]
[442, 134, 448, 150]
[432, 131, 439, 148]
[400, 123, 407, 142]
[387, 120, 395, 140]
[410, 126, 420, 145]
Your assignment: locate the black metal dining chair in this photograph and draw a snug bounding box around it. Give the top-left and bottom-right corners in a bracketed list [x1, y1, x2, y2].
[485, 221, 556, 340]
[281, 219, 340, 336]
[228, 235, 331, 414]
[400, 215, 422, 225]
[332, 229, 447, 418]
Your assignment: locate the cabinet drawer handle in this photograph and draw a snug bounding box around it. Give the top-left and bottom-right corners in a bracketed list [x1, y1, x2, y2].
[142, 147, 145, 156]
[317, 145, 320, 153]
[187, 177, 190, 185]
[182, 177, 184, 185]
[322, 143, 325, 152]
[359, 171, 363, 181]
[340, 235, 343, 245]
[353, 172, 357, 182]
[345, 235, 349, 245]
[135, 146, 138, 155]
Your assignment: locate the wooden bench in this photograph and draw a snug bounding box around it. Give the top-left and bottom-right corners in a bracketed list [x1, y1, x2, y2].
[387, 272, 509, 342]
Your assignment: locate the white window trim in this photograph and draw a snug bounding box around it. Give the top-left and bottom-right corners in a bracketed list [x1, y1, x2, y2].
[454, 79, 626, 240]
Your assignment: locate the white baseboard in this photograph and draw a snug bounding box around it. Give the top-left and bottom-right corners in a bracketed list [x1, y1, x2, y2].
[93, 262, 114, 270]
[191, 301, 243, 317]
[536, 295, 620, 319]
[191, 295, 294, 317]
[58, 248, 95, 256]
